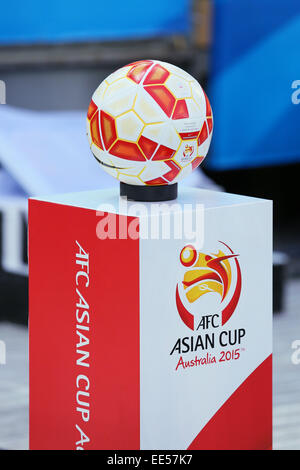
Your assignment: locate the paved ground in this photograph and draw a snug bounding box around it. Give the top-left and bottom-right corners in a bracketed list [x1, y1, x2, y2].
[273, 278, 300, 450]
[0, 278, 300, 450]
[0, 322, 28, 450]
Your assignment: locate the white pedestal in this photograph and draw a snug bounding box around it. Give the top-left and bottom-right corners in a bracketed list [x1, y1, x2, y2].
[29, 187, 272, 450]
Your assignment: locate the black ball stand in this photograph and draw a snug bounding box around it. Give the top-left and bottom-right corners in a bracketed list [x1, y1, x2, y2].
[120, 182, 178, 202]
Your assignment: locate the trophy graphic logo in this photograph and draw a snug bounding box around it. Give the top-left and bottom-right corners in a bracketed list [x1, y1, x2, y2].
[182, 144, 194, 161]
[176, 242, 242, 330]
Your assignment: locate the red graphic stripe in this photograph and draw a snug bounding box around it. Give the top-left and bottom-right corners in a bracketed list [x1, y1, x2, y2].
[182, 271, 221, 288]
[29, 202, 140, 449]
[207, 253, 239, 301]
[220, 241, 242, 325]
[176, 284, 194, 330]
[188, 355, 272, 450]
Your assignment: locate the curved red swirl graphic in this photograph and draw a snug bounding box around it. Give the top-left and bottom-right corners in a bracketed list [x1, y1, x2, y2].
[219, 241, 242, 326]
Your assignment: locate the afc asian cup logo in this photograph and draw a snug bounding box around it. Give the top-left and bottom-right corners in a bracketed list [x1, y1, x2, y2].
[182, 144, 194, 161]
[176, 241, 242, 331]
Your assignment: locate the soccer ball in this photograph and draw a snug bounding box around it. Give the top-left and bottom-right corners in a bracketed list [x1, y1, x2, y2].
[87, 60, 213, 186]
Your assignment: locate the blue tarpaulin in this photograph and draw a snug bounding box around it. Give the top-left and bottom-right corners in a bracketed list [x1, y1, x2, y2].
[0, 0, 190, 44]
[208, 0, 300, 170]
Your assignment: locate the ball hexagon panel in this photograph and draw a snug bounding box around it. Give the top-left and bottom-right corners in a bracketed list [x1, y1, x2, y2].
[143, 63, 170, 85]
[90, 111, 104, 150]
[95, 149, 141, 171]
[87, 60, 213, 186]
[105, 66, 131, 85]
[142, 122, 180, 156]
[91, 81, 108, 108]
[117, 161, 145, 177]
[140, 160, 182, 186]
[172, 162, 193, 183]
[102, 78, 137, 103]
[198, 131, 213, 158]
[116, 111, 144, 142]
[134, 88, 167, 123]
[87, 99, 98, 121]
[118, 174, 144, 185]
[185, 98, 203, 120]
[100, 111, 117, 150]
[102, 88, 136, 116]
[164, 74, 191, 100]
[192, 82, 207, 112]
[110, 140, 145, 162]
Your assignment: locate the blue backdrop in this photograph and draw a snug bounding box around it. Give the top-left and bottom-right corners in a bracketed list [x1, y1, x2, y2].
[0, 0, 190, 44]
[208, 0, 300, 170]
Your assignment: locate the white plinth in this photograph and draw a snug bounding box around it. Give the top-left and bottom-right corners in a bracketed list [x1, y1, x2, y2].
[29, 187, 272, 450]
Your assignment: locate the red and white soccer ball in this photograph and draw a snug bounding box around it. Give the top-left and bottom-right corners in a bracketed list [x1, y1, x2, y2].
[87, 60, 213, 186]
